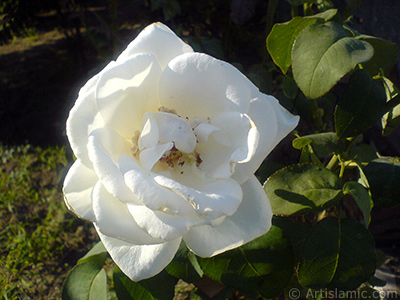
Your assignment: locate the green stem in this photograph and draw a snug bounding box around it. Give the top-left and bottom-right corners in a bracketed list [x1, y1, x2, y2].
[338, 156, 346, 181]
[326, 154, 339, 170]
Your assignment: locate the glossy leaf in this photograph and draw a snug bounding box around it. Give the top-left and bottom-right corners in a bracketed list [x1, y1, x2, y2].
[293, 132, 345, 157]
[363, 158, 400, 207]
[113, 267, 178, 300]
[357, 35, 398, 76]
[343, 181, 373, 226]
[292, 22, 373, 99]
[267, 17, 318, 74]
[198, 221, 294, 298]
[62, 261, 107, 300]
[264, 163, 342, 215]
[298, 217, 376, 290]
[335, 70, 387, 139]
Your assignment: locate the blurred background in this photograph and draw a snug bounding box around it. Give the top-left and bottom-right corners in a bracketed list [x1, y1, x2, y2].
[1, 0, 400, 299]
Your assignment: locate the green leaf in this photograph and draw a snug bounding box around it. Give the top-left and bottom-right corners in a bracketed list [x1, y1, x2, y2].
[380, 75, 400, 108]
[348, 144, 378, 164]
[379, 76, 400, 135]
[363, 158, 400, 207]
[264, 163, 342, 215]
[335, 69, 387, 139]
[298, 217, 376, 290]
[305, 9, 338, 22]
[292, 22, 374, 99]
[293, 132, 345, 157]
[343, 181, 373, 226]
[382, 102, 400, 136]
[62, 261, 107, 300]
[267, 17, 319, 74]
[166, 241, 203, 283]
[356, 35, 398, 76]
[113, 267, 178, 300]
[199, 221, 294, 298]
[273, 217, 312, 263]
[78, 241, 107, 265]
[283, 76, 299, 99]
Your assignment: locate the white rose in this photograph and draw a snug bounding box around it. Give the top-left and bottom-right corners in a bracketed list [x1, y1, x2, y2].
[63, 22, 299, 281]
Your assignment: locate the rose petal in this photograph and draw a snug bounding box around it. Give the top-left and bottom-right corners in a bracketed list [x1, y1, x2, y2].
[159, 53, 258, 121]
[233, 94, 299, 184]
[96, 227, 182, 281]
[210, 112, 259, 163]
[139, 113, 160, 150]
[96, 54, 162, 139]
[268, 94, 300, 146]
[117, 22, 193, 70]
[88, 128, 139, 203]
[119, 154, 195, 216]
[127, 204, 194, 241]
[139, 142, 174, 173]
[193, 129, 233, 179]
[153, 112, 197, 153]
[63, 159, 97, 221]
[154, 173, 242, 221]
[66, 63, 115, 168]
[183, 175, 272, 257]
[92, 181, 163, 245]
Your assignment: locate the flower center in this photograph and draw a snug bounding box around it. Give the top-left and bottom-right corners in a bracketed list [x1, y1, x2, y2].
[157, 146, 202, 169]
[131, 109, 202, 174]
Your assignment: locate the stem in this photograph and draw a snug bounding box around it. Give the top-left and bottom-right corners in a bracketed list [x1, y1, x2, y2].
[338, 156, 346, 181]
[326, 154, 339, 170]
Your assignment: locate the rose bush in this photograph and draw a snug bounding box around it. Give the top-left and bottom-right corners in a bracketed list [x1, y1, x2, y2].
[63, 22, 299, 281]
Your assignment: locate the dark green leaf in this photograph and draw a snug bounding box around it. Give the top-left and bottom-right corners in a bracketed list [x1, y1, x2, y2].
[166, 241, 203, 283]
[363, 158, 400, 207]
[267, 17, 318, 74]
[273, 217, 312, 263]
[199, 221, 294, 298]
[335, 69, 387, 138]
[292, 22, 373, 99]
[348, 144, 378, 164]
[298, 217, 376, 290]
[283, 76, 299, 99]
[357, 35, 398, 77]
[264, 164, 342, 215]
[113, 267, 178, 300]
[343, 181, 373, 226]
[62, 261, 107, 300]
[293, 132, 344, 157]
